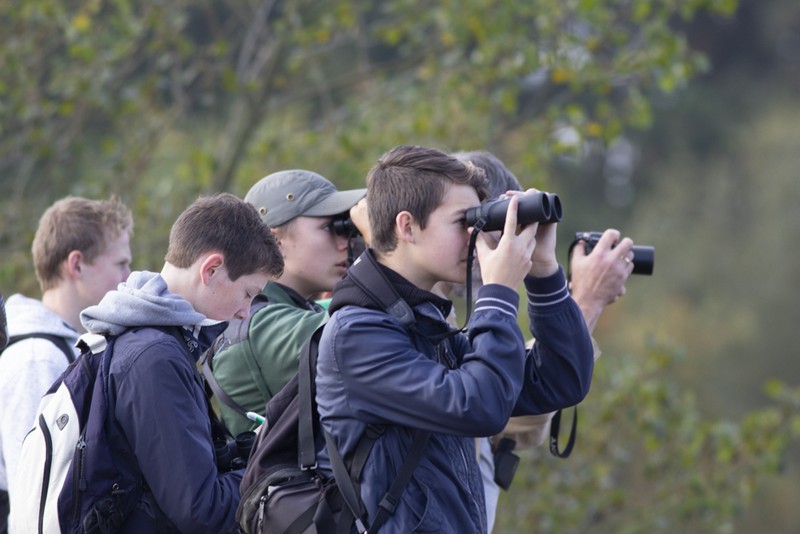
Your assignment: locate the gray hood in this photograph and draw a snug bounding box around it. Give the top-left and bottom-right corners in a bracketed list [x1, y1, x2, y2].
[80, 271, 218, 336]
[6, 293, 79, 341]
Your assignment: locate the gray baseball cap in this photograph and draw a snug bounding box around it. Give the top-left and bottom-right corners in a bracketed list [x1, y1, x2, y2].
[244, 169, 366, 227]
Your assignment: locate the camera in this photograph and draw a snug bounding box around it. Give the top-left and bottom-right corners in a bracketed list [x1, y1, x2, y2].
[215, 430, 256, 473]
[464, 192, 562, 232]
[576, 231, 655, 275]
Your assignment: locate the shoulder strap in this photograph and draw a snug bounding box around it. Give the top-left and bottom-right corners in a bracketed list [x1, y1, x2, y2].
[297, 325, 323, 470]
[5, 332, 75, 363]
[199, 295, 272, 417]
[309, 253, 432, 531]
[348, 252, 415, 329]
[324, 428, 430, 534]
[200, 352, 248, 417]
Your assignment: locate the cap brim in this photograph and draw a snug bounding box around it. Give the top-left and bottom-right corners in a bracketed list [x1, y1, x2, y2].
[302, 188, 367, 218]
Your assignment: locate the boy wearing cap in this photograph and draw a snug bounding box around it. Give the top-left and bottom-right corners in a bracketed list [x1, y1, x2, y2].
[211, 170, 366, 436]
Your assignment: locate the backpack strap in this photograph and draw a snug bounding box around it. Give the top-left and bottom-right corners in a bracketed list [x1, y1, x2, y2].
[298, 321, 430, 533]
[5, 332, 75, 363]
[324, 428, 430, 534]
[0, 293, 7, 350]
[199, 295, 272, 417]
[297, 326, 322, 470]
[199, 348, 248, 417]
[312, 253, 434, 532]
[348, 251, 415, 329]
[366, 428, 430, 532]
[95, 329, 171, 533]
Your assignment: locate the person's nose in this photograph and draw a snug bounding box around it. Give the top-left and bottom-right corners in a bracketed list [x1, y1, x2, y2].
[234, 304, 251, 321]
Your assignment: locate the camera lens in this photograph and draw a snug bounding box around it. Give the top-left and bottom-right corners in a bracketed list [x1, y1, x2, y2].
[631, 246, 655, 275]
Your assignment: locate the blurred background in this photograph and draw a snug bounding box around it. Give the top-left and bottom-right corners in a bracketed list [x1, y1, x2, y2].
[2, 0, 799, 531]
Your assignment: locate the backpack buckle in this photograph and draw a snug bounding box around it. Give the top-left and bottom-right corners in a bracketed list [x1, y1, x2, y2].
[300, 461, 317, 471]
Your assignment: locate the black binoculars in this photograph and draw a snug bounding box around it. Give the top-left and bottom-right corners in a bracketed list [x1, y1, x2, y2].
[215, 430, 256, 473]
[464, 192, 562, 232]
[330, 217, 360, 237]
[576, 231, 655, 275]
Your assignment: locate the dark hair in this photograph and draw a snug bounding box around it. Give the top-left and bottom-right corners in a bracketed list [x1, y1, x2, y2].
[33, 196, 133, 291]
[451, 150, 522, 199]
[165, 193, 283, 280]
[366, 145, 488, 253]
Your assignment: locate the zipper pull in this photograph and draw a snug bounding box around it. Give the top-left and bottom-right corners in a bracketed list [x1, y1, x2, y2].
[76, 435, 87, 491]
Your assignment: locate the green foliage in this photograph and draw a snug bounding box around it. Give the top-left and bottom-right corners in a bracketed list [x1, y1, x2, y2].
[6, 0, 800, 530]
[494, 343, 800, 533]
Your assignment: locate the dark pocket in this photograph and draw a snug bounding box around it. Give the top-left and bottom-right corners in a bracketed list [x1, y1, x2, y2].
[260, 473, 329, 534]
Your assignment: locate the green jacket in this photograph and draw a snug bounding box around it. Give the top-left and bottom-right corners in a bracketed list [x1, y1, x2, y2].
[212, 282, 327, 436]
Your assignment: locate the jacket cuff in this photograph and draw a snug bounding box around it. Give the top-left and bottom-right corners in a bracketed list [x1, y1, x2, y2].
[474, 284, 520, 319]
[523, 266, 570, 308]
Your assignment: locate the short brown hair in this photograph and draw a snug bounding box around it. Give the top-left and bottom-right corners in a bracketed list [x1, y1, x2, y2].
[367, 145, 488, 253]
[33, 196, 134, 291]
[165, 193, 283, 280]
[451, 150, 522, 199]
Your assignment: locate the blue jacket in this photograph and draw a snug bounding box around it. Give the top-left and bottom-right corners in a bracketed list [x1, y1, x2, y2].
[80, 272, 240, 533]
[315, 252, 593, 533]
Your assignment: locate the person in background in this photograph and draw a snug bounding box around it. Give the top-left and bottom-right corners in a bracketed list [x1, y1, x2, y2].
[210, 170, 366, 436]
[451, 149, 635, 531]
[0, 196, 133, 533]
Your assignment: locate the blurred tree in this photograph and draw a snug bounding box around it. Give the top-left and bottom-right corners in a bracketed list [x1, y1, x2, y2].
[0, 0, 737, 292]
[7, 1, 800, 531]
[494, 341, 800, 533]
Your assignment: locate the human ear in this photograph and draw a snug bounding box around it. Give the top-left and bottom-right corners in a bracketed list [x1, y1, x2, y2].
[65, 250, 83, 279]
[395, 211, 416, 244]
[199, 253, 225, 285]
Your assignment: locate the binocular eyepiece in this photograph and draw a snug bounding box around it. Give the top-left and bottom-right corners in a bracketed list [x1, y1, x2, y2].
[330, 217, 360, 237]
[464, 192, 562, 233]
[576, 231, 655, 275]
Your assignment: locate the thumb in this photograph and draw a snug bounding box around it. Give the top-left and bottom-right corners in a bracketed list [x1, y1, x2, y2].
[473, 230, 495, 259]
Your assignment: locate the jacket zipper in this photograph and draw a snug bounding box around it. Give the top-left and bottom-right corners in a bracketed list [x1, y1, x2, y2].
[72, 432, 87, 520]
[38, 415, 53, 534]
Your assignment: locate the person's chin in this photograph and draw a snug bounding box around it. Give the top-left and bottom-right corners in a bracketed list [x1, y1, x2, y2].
[443, 267, 468, 286]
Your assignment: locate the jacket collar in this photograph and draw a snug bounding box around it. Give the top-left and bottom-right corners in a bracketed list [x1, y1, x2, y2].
[329, 249, 453, 320]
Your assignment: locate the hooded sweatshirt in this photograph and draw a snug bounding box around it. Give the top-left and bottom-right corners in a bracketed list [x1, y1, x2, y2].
[76, 271, 237, 533]
[0, 295, 79, 496]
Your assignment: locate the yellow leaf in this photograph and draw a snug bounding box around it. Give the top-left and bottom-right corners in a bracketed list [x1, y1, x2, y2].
[73, 13, 91, 33]
[551, 68, 571, 84]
